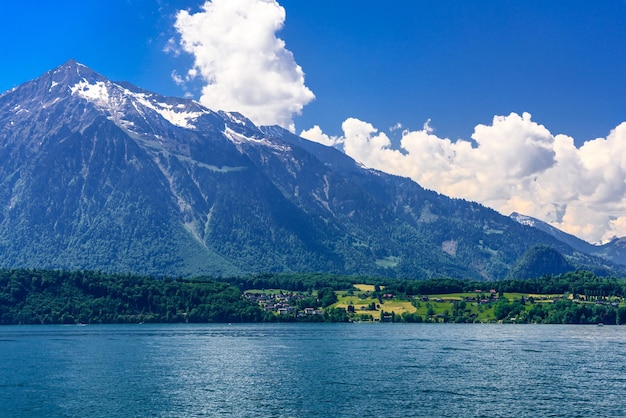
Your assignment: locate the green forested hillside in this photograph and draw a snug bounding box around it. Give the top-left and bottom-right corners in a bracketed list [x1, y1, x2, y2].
[0, 269, 263, 324]
[507, 244, 574, 279]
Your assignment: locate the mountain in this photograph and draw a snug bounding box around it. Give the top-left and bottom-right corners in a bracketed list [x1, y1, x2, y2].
[507, 244, 574, 280]
[594, 237, 626, 266]
[510, 212, 626, 267]
[0, 60, 621, 279]
[510, 212, 598, 255]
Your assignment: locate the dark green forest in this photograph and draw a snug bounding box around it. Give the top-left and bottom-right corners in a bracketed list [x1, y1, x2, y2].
[0, 269, 263, 325]
[228, 271, 626, 299]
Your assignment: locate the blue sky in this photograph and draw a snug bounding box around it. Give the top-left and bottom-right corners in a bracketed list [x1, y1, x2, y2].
[2, 0, 626, 243]
[285, 0, 626, 144]
[1, 0, 624, 142]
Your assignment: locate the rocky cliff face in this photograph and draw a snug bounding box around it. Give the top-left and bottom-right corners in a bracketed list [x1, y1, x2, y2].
[0, 60, 616, 279]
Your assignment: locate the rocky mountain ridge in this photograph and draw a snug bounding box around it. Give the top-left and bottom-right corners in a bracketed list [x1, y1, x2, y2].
[0, 60, 620, 279]
[510, 212, 626, 267]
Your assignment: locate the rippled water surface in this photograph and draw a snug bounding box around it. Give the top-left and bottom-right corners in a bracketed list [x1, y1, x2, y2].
[1, 323, 626, 417]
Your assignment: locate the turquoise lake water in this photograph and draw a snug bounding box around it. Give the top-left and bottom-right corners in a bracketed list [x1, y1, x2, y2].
[1, 323, 625, 417]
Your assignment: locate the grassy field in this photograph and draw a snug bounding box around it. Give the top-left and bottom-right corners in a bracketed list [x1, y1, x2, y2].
[353, 284, 377, 292]
[331, 288, 540, 322]
[427, 292, 535, 302]
[334, 298, 417, 317]
[427, 292, 477, 301]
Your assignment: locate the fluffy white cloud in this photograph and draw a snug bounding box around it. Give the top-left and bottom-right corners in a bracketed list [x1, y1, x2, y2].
[171, 0, 315, 132]
[300, 125, 342, 147]
[304, 113, 626, 244]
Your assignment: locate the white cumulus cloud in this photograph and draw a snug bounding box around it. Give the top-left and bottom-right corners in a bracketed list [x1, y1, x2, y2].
[304, 113, 626, 244]
[171, 0, 315, 132]
[300, 125, 343, 147]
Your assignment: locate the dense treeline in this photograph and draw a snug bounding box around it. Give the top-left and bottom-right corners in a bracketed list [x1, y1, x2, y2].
[495, 271, 625, 296]
[225, 272, 619, 297]
[220, 273, 489, 295]
[217, 271, 626, 299]
[0, 269, 263, 325]
[217, 272, 367, 292]
[366, 272, 626, 300]
[489, 298, 626, 325]
[5, 268, 626, 325]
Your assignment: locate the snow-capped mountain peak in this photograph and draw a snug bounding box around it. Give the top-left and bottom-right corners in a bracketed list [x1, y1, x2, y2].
[0, 60, 623, 278]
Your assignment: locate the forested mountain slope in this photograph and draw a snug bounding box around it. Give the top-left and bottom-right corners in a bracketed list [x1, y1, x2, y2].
[0, 61, 618, 279]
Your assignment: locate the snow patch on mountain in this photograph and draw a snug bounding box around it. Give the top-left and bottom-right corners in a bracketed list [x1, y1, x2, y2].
[510, 212, 536, 227]
[133, 95, 202, 129]
[223, 112, 248, 126]
[223, 126, 258, 145]
[70, 80, 115, 107]
[70, 79, 203, 129]
[223, 126, 291, 153]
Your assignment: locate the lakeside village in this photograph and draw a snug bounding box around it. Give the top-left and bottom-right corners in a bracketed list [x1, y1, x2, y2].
[244, 289, 421, 321]
[244, 290, 326, 318]
[243, 282, 623, 324]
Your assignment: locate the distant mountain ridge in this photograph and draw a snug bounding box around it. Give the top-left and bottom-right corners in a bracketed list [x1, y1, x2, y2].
[510, 212, 626, 267]
[0, 60, 621, 279]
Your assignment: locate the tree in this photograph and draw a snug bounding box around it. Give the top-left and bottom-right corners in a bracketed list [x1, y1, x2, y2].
[325, 307, 349, 322]
[317, 287, 338, 307]
[494, 300, 513, 320]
